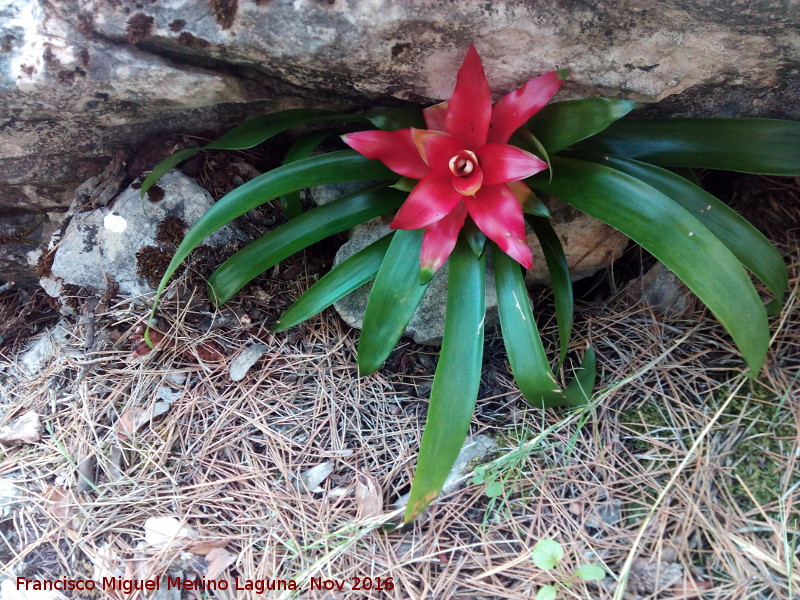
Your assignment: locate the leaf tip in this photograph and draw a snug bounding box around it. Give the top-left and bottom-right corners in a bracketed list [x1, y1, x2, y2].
[420, 264, 436, 285]
[556, 68, 571, 80]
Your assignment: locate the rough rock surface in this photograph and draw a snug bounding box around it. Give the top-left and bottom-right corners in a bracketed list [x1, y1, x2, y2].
[332, 218, 501, 346]
[40, 171, 246, 301]
[526, 198, 629, 286]
[78, 0, 800, 117]
[0, 0, 298, 285]
[623, 262, 695, 315]
[2, 0, 798, 286]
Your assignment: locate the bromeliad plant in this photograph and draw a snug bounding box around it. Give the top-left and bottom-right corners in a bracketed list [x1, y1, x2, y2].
[142, 45, 797, 523]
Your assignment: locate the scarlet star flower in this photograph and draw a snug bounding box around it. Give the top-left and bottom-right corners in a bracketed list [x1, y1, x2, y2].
[342, 44, 566, 280]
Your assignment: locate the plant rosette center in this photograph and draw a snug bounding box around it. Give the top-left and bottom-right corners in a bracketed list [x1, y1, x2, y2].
[448, 149, 482, 195]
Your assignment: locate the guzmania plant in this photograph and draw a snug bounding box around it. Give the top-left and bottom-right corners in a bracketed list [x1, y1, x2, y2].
[142, 45, 798, 523]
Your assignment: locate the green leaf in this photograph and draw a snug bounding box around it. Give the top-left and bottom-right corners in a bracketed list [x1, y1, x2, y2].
[391, 177, 418, 192]
[574, 564, 606, 581]
[514, 129, 552, 181]
[531, 539, 564, 570]
[205, 109, 353, 150]
[139, 148, 201, 201]
[140, 109, 368, 198]
[527, 216, 573, 368]
[484, 481, 503, 498]
[535, 585, 558, 600]
[358, 229, 429, 376]
[532, 157, 770, 373]
[577, 118, 800, 176]
[272, 233, 394, 332]
[669, 167, 702, 187]
[279, 129, 336, 219]
[519, 188, 552, 218]
[365, 106, 425, 130]
[585, 154, 787, 300]
[471, 466, 486, 484]
[404, 236, 485, 523]
[207, 184, 405, 304]
[494, 245, 593, 408]
[145, 151, 395, 340]
[524, 98, 639, 154]
[566, 347, 596, 406]
[463, 219, 487, 257]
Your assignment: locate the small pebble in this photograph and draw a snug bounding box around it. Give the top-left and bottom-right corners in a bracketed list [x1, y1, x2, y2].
[229, 343, 268, 381]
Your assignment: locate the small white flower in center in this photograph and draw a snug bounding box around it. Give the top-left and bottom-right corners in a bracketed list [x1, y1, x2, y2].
[449, 150, 479, 177]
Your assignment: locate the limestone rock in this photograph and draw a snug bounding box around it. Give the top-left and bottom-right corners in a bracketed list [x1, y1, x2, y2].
[41, 171, 246, 301]
[332, 219, 500, 346]
[0, 0, 295, 285]
[623, 262, 695, 315]
[3, 0, 797, 287]
[80, 0, 799, 119]
[526, 198, 629, 286]
[18, 319, 71, 376]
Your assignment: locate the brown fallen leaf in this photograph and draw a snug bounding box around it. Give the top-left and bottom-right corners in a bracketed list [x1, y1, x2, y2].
[117, 407, 147, 440]
[187, 538, 230, 555]
[0, 410, 41, 446]
[190, 341, 225, 363]
[132, 329, 224, 365]
[204, 547, 237, 579]
[131, 329, 170, 357]
[76, 455, 97, 492]
[355, 474, 383, 520]
[117, 402, 172, 441]
[43, 485, 78, 529]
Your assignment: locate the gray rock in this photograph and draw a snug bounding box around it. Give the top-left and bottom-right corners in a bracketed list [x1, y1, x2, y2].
[0, 411, 41, 446]
[0, 0, 298, 285]
[18, 319, 71, 376]
[3, 0, 797, 287]
[79, 0, 799, 119]
[41, 171, 246, 301]
[0, 477, 21, 520]
[526, 198, 629, 286]
[332, 220, 499, 346]
[623, 262, 695, 315]
[395, 434, 497, 509]
[229, 343, 268, 382]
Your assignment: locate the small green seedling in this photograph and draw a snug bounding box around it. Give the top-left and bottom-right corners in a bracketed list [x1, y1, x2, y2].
[531, 539, 605, 599]
[472, 466, 504, 498]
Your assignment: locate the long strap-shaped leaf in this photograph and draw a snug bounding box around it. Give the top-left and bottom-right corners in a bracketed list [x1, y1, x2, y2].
[279, 129, 337, 219]
[207, 185, 405, 304]
[271, 233, 393, 332]
[358, 229, 429, 376]
[404, 237, 485, 523]
[526, 216, 574, 368]
[494, 244, 595, 408]
[146, 151, 394, 340]
[140, 109, 370, 197]
[531, 157, 769, 373]
[141, 106, 426, 199]
[523, 98, 639, 154]
[576, 118, 800, 176]
[582, 153, 788, 299]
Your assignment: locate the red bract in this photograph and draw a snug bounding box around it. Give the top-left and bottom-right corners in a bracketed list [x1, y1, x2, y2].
[342, 44, 566, 280]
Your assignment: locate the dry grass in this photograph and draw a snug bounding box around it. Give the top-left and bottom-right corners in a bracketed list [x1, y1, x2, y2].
[0, 197, 798, 600]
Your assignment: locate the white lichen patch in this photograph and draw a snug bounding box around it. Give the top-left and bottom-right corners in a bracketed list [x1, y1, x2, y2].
[103, 213, 127, 233]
